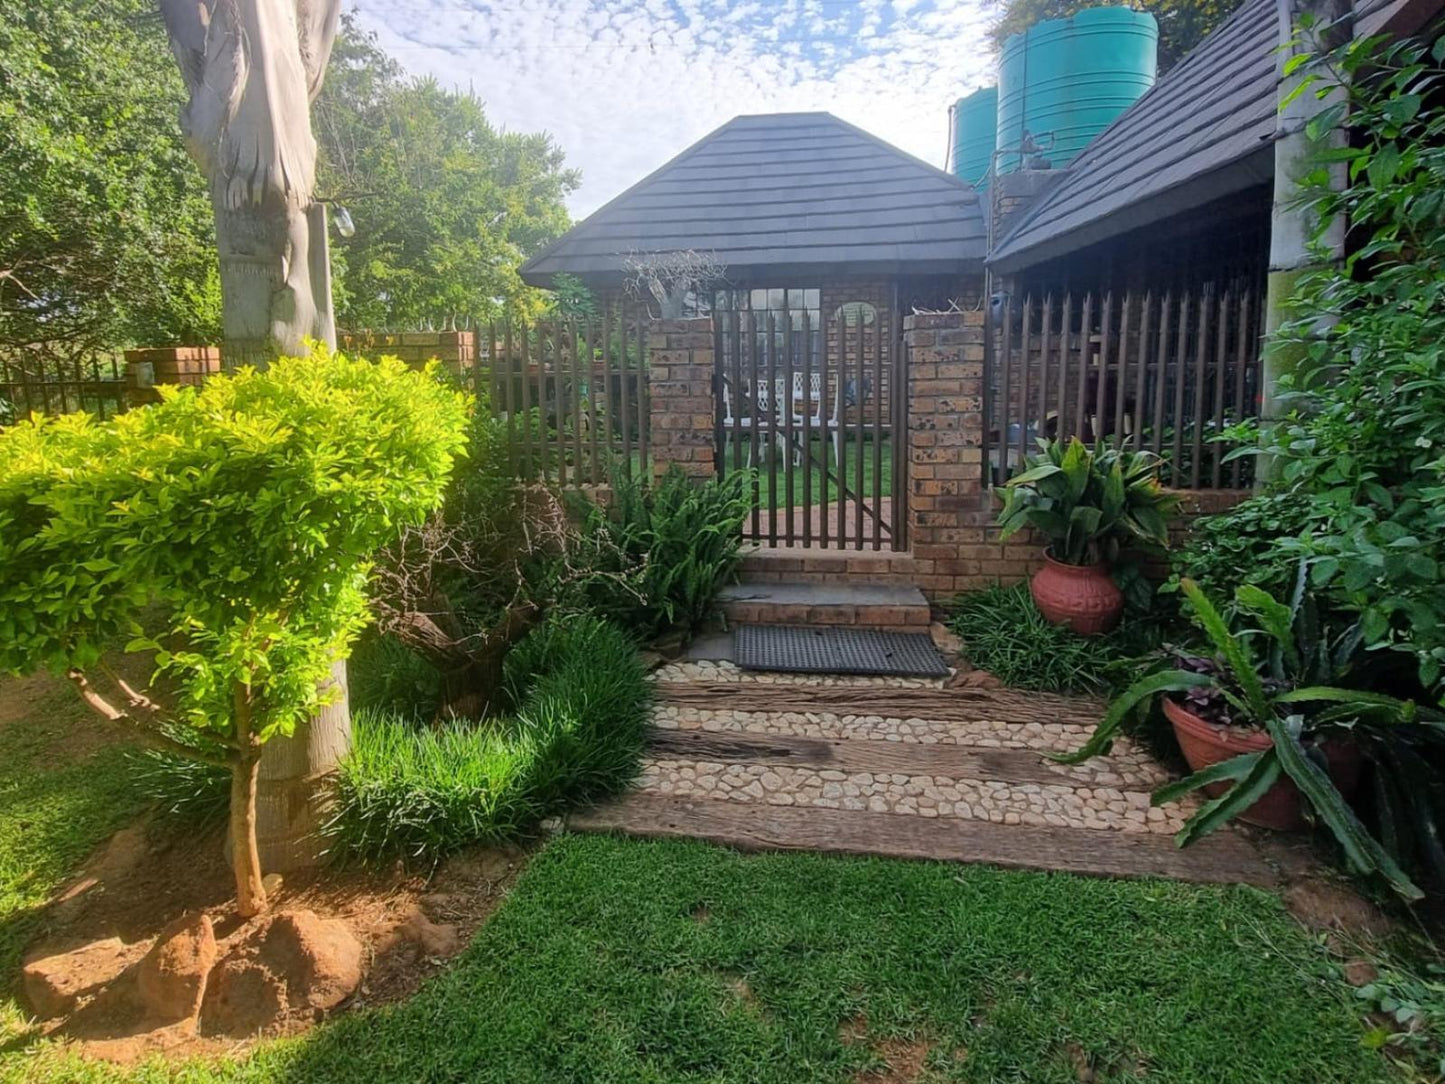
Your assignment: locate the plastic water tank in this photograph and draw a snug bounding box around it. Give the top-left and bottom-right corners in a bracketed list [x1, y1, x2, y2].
[996, 7, 1157, 175]
[950, 86, 999, 188]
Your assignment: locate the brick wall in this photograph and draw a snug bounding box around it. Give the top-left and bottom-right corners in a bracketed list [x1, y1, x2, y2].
[124, 346, 222, 406]
[339, 331, 476, 375]
[647, 318, 715, 482]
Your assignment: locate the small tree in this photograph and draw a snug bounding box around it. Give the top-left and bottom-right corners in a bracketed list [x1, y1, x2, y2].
[0, 349, 469, 915]
[622, 250, 726, 319]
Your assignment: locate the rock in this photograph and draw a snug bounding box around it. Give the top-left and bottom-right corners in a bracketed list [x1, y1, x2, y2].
[135, 914, 216, 1024]
[202, 960, 287, 1037]
[948, 668, 1004, 690]
[200, 909, 362, 1037]
[929, 621, 964, 659]
[1343, 958, 1380, 987]
[94, 825, 149, 883]
[397, 906, 461, 958]
[262, 873, 284, 897]
[22, 938, 144, 1019]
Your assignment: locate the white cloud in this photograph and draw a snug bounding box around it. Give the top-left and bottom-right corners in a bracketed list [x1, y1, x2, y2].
[349, 0, 999, 218]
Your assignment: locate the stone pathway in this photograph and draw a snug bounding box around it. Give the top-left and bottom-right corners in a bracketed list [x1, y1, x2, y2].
[571, 659, 1281, 886]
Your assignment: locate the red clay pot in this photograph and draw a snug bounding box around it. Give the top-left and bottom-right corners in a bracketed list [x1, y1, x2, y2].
[1163, 697, 1362, 831]
[1029, 555, 1124, 635]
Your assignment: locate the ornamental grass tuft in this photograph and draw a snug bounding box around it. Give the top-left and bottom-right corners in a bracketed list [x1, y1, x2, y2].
[326, 614, 652, 863]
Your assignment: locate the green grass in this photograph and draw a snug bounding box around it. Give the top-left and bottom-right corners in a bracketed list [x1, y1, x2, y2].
[732, 433, 893, 512]
[327, 615, 653, 862]
[947, 584, 1157, 694]
[0, 679, 144, 1045]
[7, 833, 1394, 1082]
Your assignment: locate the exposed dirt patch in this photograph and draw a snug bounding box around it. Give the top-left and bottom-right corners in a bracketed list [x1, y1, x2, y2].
[838, 1012, 869, 1046]
[1065, 1041, 1098, 1083]
[854, 1036, 932, 1083]
[839, 1013, 933, 1084]
[1284, 878, 1394, 943]
[16, 816, 532, 1065]
[0, 671, 121, 768]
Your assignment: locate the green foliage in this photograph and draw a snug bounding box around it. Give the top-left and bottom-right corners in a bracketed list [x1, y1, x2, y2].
[128, 746, 230, 829]
[327, 615, 651, 861]
[1172, 489, 1330, 600]
[997, 437, 1178, 566]
[1064, 577, 1441, 900]
[988, 0, 1234, 71]
[1237, 33, 1445, 690]
[1352, 949, 1445, 1078]
[348, 632, 444, 719]
[946, 584, 1153, 693]
[316, 16, 579, 328]
[0, 348, 470, 749]
[560, 466, 754, 640]
[0, 0, 219, 357]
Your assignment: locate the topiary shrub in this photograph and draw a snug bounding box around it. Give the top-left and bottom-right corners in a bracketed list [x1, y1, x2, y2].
[327, 614, 652, 862]
[0, 348, 470, 914]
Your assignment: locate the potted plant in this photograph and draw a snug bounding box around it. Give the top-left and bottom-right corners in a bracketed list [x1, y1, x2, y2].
[997, 437, 1177, 634]
[1057, 573, 1440, 900]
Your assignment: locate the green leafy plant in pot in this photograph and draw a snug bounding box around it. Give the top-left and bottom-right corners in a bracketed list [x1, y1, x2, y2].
[1058, 572, 1442, 900]
[997, 437, 1177, 633]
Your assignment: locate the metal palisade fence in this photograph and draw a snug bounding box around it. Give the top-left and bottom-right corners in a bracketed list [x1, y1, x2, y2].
[985, 285, 1264, 490]
[480, 301, 649, 486]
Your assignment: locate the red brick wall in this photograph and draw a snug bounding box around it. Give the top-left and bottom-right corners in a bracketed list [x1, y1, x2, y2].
[647, 318, 715, 482]
[124, 346, 222, 406]
[339, 331, 476, 375]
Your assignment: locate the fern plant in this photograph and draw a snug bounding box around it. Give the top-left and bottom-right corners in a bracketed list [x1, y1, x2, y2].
[1059, 572, 1443, 900]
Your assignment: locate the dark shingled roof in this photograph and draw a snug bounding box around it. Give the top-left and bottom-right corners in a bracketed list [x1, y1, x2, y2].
[520, 112, 987, 285]
[989, 0, 1278, 273]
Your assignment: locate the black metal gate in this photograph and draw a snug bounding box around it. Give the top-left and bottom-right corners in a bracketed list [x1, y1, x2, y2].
[712, 289, 906, 551]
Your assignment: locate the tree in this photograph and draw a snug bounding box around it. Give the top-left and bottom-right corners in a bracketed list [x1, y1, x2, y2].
[159, 0, 351, 877]
[0, 351, 470, 915]
[988, 0, 1235, 71]
[0, 0, 219, 363]
[314, 17, 579, 329]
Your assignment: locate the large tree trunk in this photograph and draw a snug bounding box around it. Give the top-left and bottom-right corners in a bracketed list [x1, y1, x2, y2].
[160, 0, 348, 874]
[1260, 0, 1351, 484]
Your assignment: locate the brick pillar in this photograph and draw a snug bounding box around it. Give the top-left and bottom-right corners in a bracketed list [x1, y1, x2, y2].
[903, 311, 988, 590]
[123, 346, 223, 406]
[647, 317, 716, 483]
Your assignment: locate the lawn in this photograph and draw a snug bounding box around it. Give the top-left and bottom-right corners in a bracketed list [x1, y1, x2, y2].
[0, 676, 144, 1046]
[8, 833, 1391, 1083]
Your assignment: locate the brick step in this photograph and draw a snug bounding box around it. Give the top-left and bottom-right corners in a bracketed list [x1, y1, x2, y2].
[718, 581, 930, 632]
[738, 547, 923, 588]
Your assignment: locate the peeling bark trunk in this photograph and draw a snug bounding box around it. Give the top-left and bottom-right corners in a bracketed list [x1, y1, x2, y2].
[394, 602, 540, 721]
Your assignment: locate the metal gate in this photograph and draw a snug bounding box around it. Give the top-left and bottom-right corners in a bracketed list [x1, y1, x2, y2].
[712, 289, 906, 551]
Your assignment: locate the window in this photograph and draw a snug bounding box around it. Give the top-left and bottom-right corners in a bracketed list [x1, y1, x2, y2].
[715, 288, 822, 367]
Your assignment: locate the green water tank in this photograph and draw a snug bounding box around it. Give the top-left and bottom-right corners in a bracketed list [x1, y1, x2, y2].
[997, 7, 1157, 175]
[950, 86, 999, 188]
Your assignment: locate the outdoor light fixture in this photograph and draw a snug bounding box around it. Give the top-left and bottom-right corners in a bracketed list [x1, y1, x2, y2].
[333, 205, 356, 238]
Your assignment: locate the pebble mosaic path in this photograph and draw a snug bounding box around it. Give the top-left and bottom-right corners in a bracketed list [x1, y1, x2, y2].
[641, 661, 1195, 837]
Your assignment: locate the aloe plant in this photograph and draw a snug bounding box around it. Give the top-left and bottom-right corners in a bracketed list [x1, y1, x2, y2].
[1058, 570, 1443, 900]
[997, 438, 1178, 566]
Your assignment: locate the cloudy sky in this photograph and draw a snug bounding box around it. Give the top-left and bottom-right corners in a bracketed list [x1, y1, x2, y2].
[349, 0, 1000, 218]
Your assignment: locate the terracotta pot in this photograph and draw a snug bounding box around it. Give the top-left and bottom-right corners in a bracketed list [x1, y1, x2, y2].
[1029, 555, 1124, 635]
[1163, 697, 1362, 831]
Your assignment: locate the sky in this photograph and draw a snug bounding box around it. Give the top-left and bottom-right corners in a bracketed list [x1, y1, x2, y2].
[349, 0, 1001, 218]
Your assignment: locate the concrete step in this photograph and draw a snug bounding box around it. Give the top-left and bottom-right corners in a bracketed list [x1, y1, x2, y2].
[718, 581, 930, 632]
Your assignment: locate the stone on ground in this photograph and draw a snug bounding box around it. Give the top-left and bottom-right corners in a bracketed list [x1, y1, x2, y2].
[200, 909, 362, 1036]
[22, 938, 145, 1019]
[135, 913, 216, 1024]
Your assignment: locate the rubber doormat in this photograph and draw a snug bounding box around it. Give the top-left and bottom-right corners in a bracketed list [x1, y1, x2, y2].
[734, 625, 948, 678]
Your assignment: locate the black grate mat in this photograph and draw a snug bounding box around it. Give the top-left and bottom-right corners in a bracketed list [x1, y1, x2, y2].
[734, 625, 948, 678]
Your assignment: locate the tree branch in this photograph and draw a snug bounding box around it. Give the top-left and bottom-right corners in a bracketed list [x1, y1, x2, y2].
[65, 668, 235, 768]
